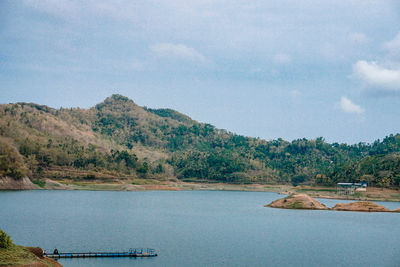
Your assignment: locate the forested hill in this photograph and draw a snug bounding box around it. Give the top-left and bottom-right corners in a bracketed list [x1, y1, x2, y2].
[0, 94, 399, 188]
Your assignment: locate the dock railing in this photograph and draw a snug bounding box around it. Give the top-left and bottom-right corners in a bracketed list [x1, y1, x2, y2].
[44, 248, 157, 258]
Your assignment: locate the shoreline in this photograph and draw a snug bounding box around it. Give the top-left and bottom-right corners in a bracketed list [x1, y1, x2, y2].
[2, 177, 399, 202]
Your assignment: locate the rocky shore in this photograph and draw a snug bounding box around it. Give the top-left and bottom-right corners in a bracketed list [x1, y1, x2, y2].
[0, 177, 38, 190]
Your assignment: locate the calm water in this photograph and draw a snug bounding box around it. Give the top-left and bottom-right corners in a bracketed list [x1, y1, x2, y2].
[1, 190, 400, 267]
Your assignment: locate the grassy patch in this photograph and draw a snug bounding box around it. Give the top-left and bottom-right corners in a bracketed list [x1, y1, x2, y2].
[297, 188, 336, 192]
[353, 192, 363, 198]
[131, 179, 162, 185]
[285, 201, 304, 209]
[0, 245, 38, 266]
[72, 183, 121, 190]
[263, 186, 283, 189]
[32, 179, 46, 188]
[181, 178, 219, 183]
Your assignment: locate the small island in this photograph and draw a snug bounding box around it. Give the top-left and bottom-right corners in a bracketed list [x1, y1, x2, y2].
[332, 201, 390, 212]
[265, 193, 329, 210]
[265, 194, 399, 212]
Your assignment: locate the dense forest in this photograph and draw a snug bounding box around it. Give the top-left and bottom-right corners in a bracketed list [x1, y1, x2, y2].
[0, 94, 399, 188]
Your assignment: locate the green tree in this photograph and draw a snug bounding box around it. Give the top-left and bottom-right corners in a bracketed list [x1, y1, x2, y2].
[0, 230, 13, 248]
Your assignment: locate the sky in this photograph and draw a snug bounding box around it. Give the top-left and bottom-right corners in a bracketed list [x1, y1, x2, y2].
[0, 0, 400, 144]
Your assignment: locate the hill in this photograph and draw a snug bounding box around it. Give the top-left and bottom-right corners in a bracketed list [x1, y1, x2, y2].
[1, 94, 399, 188]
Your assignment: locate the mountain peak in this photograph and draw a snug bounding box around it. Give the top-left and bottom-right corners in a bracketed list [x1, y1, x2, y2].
[106, 94, 135, 104]
[109, 94, 131, 102]
[95, 94, 138, 111]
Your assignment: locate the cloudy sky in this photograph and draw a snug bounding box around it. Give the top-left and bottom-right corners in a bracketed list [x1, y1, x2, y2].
[1, 0, 399, 144]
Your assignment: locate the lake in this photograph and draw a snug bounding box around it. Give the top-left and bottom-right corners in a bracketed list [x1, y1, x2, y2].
[1, 190, 399, 267]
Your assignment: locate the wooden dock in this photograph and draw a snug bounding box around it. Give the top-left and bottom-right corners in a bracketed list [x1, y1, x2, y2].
[45, 248, 157, 259]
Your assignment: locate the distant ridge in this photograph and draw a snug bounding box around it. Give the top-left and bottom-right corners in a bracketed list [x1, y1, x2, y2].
[0, 94, 399, 188]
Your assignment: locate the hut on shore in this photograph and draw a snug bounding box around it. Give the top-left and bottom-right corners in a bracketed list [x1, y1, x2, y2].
[337, 182, 367, 195]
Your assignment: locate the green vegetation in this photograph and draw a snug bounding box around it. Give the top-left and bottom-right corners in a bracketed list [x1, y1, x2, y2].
[0, 230, 13, 248]
[0, 137, 28, 179]
[297, 188, 337, 192]
[0, 245, 37, 266]
[131, 178, 161, 185]
[1, 94, 400, 189]
[32, 179, 46, 188]
[0, 230, 57, 266]
[285, 201, 304, 209]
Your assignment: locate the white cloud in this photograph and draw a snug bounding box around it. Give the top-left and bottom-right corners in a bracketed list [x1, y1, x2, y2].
[353, 60, 400, 91]
[273, 53, 291, 64]
[150, 43, 206, 63]
[339, 96, 364, 114]
[348, 32, 368, 45]
[352, 32, 400, 96]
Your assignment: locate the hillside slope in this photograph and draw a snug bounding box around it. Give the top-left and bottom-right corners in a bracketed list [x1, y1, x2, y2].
[1, 94, 399, 188]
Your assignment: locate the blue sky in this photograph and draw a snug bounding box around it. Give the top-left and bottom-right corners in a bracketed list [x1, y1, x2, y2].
[1, 0, 400, 144]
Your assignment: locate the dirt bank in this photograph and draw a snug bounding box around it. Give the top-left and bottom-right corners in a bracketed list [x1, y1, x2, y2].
[265, 193, 329, 210]
[332, 201, 390, 212]
[0, 177, 38, 190]
[14, 261, 62, 267]
[0, 246, 62, 267]
[15, 247, 63, 267]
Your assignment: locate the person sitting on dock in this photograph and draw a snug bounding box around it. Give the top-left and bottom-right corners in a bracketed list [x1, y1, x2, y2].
[53, 248, 59, 255]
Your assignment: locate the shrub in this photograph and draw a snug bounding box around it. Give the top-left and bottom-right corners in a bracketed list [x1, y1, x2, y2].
[32, 179, 46, 188]
[291, 175, 307, 186]
[0, 137, 28, 179]
[85, 173, 96, 180]
[0, 230, 13, 248]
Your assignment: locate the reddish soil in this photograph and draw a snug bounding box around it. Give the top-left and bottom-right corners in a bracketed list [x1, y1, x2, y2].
[265, 193, 329, 210]
[142, 184, 181, 191]
[333, 201, 390, 212]
[13, 258, 62, 267]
